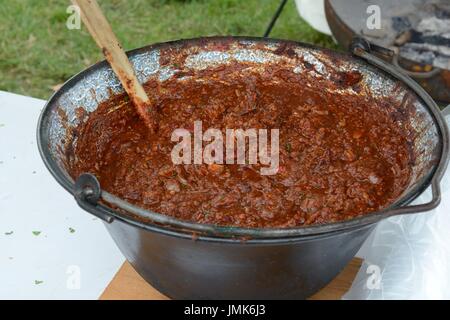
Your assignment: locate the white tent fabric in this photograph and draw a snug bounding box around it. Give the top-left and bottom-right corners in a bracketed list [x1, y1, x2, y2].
[295, 0, 332, 35]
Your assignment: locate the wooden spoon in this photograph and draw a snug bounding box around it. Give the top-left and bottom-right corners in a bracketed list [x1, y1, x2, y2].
[72, 0, 157, 132]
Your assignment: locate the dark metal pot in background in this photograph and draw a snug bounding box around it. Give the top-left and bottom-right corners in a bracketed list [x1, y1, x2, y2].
[325, 0, 450, 104]
[37, 37, 449, 299]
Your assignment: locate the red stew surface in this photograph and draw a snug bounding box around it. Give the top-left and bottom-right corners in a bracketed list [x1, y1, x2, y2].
[68, 62, 413, 228]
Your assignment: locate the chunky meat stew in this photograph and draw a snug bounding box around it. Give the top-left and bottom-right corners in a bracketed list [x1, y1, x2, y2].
[68, 61, 413, 228]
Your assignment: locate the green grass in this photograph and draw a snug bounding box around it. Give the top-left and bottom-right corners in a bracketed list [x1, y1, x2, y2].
[0, 0, 336, 99]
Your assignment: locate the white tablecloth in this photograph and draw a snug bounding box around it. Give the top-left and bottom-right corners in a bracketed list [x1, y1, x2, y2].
[0, 91, 125, 299]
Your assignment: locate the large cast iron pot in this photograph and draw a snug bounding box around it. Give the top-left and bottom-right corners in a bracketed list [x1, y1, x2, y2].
[37, 37, 449, 299]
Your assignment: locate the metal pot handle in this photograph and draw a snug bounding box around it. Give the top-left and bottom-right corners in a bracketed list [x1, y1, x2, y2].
[74, 173, 114, 223]
[350, 37, 449, 217]
[392, 54, 441, 79]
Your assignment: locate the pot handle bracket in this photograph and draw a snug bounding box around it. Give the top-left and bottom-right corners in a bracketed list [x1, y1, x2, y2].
[350, 37, 450, 217]
[74, 173, 114, 223]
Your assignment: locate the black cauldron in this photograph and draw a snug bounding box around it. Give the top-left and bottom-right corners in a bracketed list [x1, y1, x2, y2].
[37, 37, 449, 299]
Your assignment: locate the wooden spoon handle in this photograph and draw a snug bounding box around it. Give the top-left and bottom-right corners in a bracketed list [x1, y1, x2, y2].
[72, 0, 157, 131]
